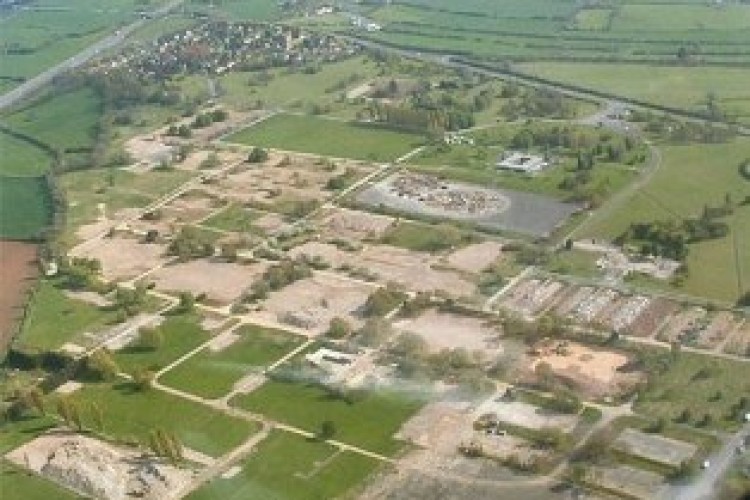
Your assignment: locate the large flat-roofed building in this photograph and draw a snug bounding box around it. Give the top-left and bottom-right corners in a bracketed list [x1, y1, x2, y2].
[496, 151, 549, 174]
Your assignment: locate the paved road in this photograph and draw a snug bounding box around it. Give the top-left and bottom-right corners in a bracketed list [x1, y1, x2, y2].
[666, 423, 750, 500]
[0, 0, 185, 112]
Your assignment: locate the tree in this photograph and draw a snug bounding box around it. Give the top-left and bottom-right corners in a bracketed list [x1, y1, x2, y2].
[326, 317, 352, 339]
[247, 147, 268, 163]
[56, 397, 77, 429]
[85, 349, 119, 381]
[177, 292, 195, 313]
[318, 420, 336, 441]
[131, 368, 155, 391]
[91, 402, 105, 432]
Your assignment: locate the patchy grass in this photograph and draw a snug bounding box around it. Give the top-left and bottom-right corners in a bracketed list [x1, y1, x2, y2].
[231, 380, 423, 456]
[201, 204, 264, 234]
[159, 324, 304, 399]
[635, 351, 750, 432]
[226, 113, 424, 162]
[16, 281, 119, 352]
[380, 220, 475, 253]
[0, 460, 79, 500]
[188, 430, 381, 500]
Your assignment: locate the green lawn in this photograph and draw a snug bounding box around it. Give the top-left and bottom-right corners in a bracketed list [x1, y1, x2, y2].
[0, 461, 79, 500]
[231, 380, 423, 456]
[635, 352, 750, 432]
[16, 281, 119, 352]
[5, 88, 102, 151]
[0, 132, 51, 176]
[579, 139, 750, 303]
[188, 430, 381, 500]
[613, 4, 750, 31]
[114, 314, 211, 373]
[226, 113, 424, 162]
[67, 381, 258, 457]
[159, 325, 304, 399]
[573, 8, 612, 31]
[0, 176, 53, 240]
[380, 221, 475, 253]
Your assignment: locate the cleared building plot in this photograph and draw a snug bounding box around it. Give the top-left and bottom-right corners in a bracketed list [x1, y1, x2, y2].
[157, 189, 223, 224]
[525, 340, 643, 399]
[586, 465, 667, 500]
[319, 207, 396, 242]
[356, 173, 582, 237]
[202, 153, 370, 213]
[444, 241, 504, 274]
[625, 298, 680, 338]
[6, 431, 193, 500]
[149, 259, 268, 305]
[358, 244, 476, 297]
[501, 279, 567, 318]
[613, 428, 697, 467]
[72, 236, 169, 282]
[288, 241, 353, 268]
[394, 309, 501, 354]
[474, 395, 579, 433]
[249, 272, 376, 335]
[723, 320, 750, 357]
[657, 306, 708, 344]
[692, 311, 744, 350]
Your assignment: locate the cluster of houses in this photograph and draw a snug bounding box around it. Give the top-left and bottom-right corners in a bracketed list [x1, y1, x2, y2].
[91, 22, 359, 80]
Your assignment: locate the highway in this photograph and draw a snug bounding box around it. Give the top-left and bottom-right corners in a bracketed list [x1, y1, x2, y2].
[0, 0, 185, 112]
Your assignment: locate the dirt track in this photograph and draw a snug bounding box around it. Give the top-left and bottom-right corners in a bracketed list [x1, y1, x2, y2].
[0, 241, 38, 352]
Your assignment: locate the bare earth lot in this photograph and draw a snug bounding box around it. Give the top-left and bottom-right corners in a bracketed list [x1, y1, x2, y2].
[444, 241, 504, 274]
[0, 240, 37, 350]
[394, 309, 501, 353]
[475, 396, 579, 432]
[249, 272, 376, 335]
[586, 465, 667, 500]
[149, 259, 268, 306]
[319, 207, 395, 241]
[6, 431, 193, 500]
[72, 236, 168, 281]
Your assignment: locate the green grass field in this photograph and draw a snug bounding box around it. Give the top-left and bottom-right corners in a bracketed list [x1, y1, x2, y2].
[201, 204, 264, 234]
[67, 381, 259, 457]
[15, 281, 119, 352]
[188, 430, 381, 500]
[613, 4, 750, 31]
[0, 133, 51, 176]
[0, 461, 78, 500]
[226, 113, 424, 162]
[231, 380, 423, 456]
[579, 139, 750, 303]
[573, 9, 612, 31]
[5, 88, 102, 151]
[516, 63, 750, 124]
[0, 176, 53, 240]
[380, 221, 475, 253]
[159, 324, 304, 399]
[635, 352, 750, 432]
[114, 313, 211, 373]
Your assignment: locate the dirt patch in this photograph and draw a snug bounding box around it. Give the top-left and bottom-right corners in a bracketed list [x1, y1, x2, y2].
[394, 309, 501, 354]
[723, 320, 750, 357]
[158, 190, 222, 224]
[208, 330, 240, 352]
[359, 245, 476, 297]
[288, 241, 352, 266]
[72, 236, 169, 282]
[249, 272, 376, 335]
[613, 428, 697, 467]
[54, 381, 83, 395]
[149, 259, 268, 306]
[525, 340, 642, 399]
[586, 465, 667, 500]
[319, 207, 395, 241]
[474, 396, 579, 432]
[0, 241, 38, 351]
[444, 242, 503, 274]
[5, 431, 193, 500]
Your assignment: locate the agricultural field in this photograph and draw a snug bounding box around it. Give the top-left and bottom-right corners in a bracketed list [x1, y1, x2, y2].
[159, 324, 304, 399]
[0, 175, 52, 240]
[579, 139, 750, 303]
[231, 379, 424, 456]
[65, 381, 259, 457]
[225, 113, 424, 162]
[516, 63, 750, 125]
[0, 132, 50, 176]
